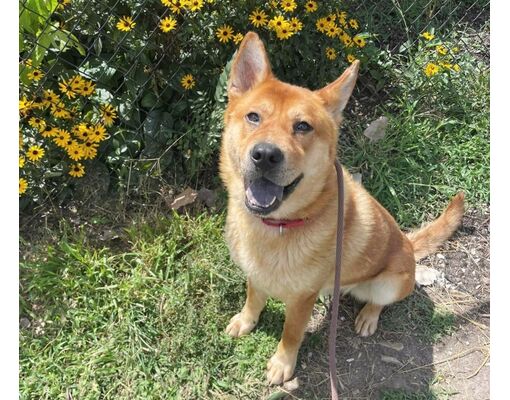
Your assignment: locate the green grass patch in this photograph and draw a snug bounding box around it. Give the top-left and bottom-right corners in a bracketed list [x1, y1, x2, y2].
[19, 213, 286, 399]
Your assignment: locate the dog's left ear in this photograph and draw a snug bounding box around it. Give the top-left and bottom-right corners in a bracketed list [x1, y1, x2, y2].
[228, 32, 272, 99]
[316, 60, 360, 124]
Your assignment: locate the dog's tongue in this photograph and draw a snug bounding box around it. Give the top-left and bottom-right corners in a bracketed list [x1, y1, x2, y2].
[246, 178, 284, 208]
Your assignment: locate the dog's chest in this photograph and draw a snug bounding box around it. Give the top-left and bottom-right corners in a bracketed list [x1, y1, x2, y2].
[226, 222, 335, 300]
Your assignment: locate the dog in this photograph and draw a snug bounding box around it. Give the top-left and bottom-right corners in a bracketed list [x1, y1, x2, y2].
[219, 32, 465, 385]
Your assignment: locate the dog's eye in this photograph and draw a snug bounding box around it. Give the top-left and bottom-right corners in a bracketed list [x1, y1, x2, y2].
[294, 121, 313, 133]
[246, 112, 260, 124]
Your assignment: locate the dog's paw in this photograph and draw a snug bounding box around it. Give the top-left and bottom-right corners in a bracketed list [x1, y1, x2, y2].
[266, 350, 297, 385]
[354, 304, 382, 337]
[225, 313, 257, 338]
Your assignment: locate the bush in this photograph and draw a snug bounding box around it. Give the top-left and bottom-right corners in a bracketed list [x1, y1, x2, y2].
[19, 0, 381, 205]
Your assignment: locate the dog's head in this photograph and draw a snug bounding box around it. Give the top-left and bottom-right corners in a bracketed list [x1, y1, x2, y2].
[220, 32, 359, 219]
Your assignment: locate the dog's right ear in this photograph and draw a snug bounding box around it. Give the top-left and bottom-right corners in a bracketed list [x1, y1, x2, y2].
[228, 32, 272, 99]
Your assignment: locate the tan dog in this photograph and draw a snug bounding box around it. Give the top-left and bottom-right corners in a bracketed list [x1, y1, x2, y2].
[220, 32, 465, 385]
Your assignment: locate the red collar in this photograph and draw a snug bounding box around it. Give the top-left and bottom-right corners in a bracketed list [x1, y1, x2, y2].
[261, 218, 306, 229]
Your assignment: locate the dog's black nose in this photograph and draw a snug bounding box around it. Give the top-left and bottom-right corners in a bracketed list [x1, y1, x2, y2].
[250, 143, 284, 171]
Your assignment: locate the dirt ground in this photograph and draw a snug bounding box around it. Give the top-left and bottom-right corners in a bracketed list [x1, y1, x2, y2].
[265, 207, 490, 400]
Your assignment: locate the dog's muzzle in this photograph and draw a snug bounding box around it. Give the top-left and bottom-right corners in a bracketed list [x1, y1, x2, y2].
[244, 174, 303, 215]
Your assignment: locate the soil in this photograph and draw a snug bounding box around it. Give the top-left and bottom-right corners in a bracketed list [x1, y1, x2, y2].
[265, 207, 490, 400]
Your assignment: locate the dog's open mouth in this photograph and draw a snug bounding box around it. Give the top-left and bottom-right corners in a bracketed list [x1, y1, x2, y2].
[245, 174, 303, 215]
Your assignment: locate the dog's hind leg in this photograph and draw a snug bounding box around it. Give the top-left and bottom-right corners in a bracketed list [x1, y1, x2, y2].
[226, 279, 267, 338]
[350, 269, 415, 337]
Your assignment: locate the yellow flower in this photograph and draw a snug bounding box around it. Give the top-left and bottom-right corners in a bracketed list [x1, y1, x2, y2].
[216, 25, 234, 43]
[27, 69, 44, 81]
[290, 17, 303, 32]
[269, 15, 286, 30]
[163, 0, 185, 14]
[181, 74, 195, 90]
[42, 89, 60, 107]
[233, 33, 244, 45]
[424, 62, 440, 77]
[316, 18, 330, 33]
[79, 80, 95, 97]
[77, 122, 94, 141]
[53, 129, 72, 148]
[304, 1, 317, 13]
[275, 22, 294, 40]
[67, 144, 85, 161]
[420, 31, 434, 41]
[57, 0, 71, 10]
[116, 16, 136, 32]
[51, 101, 71, 119]
[188, 0, 204, 11]
[340, 33, 353, 47]
[436, 45, 448, 55]
[64, 139, 79, 151]
[337, 11, 347, 26]
[59, 79, 78, 99]
[26, 145, 45, 162]
[28, 117, 46, 131]
[159, 16, 177, 32]
[353, 35, 366, 48]
[90, 123, 107, 143]
[249, 9, 268, 27]
[69, 163, 85, 178]
[453, 64, 461, 72]
[280, 0, 296, 12]
[325, 14, 336, 24]
[100, 104, 117, 127]
[349, 19, 359, 29]
[40, 125, 58, 138]
[30, 96, 45, 110]
[69, 75, 85, 92]
[19, 178, 28, 195]
[325, 47, 337, 60]
[346, 54, 357, 64]
[19, 156, 25, 168]
[19, 96, 31, 116]
[81, 141, 99, 159]
[325, 24, 340, 38]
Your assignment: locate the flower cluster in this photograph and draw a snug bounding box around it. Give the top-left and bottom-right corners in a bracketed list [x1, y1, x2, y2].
[420, 31, 461, 77]
[244, 3, 370, 64]
[19, 61, 117, 196]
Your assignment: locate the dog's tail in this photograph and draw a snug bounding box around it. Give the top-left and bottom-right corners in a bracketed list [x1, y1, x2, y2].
[407, 192, 465, 261]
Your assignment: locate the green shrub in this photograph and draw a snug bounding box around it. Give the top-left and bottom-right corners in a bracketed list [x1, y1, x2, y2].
[19, 0, 381, 205]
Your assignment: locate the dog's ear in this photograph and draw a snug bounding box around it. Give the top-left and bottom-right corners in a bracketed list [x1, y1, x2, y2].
[316, 60, 360, 124]
[228, 32, 272, 99]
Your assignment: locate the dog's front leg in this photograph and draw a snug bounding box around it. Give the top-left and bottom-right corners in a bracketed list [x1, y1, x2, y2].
[267, 292, 317, 385]
[226, 279, 267, 337]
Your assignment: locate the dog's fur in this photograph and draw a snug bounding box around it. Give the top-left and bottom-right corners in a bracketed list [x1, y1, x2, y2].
[219, 32, 465, 385]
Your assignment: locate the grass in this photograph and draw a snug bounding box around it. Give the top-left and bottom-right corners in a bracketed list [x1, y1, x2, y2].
[20, 213, 286, 399]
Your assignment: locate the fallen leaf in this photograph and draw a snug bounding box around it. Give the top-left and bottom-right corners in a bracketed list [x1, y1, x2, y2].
[381, 355, 403, 366]
[379, 341, 404, 351]
[363, 116, 389, 142]
[415, 265, 441, 286]
[283, 377, 300, 391]
[170, 187, 198, 210]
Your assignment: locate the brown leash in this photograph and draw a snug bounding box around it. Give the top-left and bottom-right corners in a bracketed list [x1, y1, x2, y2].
[329, 160, 345, 400]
